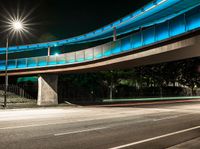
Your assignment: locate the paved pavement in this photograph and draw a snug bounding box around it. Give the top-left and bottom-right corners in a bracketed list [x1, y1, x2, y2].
[167, 137, 200, 149]
[0, 101, 200, 149]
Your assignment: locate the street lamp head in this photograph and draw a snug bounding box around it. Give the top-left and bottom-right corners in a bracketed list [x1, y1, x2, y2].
[8, 19, 26, 34]
[3, 18, 27, 38]
[1, 7, 35, 41]
[12, 21, 23, 31]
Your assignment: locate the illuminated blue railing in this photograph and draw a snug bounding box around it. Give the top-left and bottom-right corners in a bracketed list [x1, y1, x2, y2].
[0, 6, 200, 71]
[0, 0, 200, 54]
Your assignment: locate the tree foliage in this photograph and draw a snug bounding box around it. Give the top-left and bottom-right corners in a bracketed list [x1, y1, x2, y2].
[59, 58, 200, 102]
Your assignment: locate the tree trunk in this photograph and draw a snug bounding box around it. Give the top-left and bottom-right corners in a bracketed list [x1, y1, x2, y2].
[191, 87, 196, 96]
[160, 86, 163, 97]
[110, 81, 113, 100]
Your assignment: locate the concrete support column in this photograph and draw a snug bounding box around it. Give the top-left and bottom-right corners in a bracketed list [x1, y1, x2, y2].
[37, 74, 58, 106]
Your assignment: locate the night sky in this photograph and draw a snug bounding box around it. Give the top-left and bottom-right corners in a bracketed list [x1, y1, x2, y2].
[0, 0, 152, 46]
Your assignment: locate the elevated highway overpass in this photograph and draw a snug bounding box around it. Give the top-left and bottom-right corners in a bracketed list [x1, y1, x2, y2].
[0, 32, 199, 77]
[0, 0, 200, 54]
[0, 1, 200, 105]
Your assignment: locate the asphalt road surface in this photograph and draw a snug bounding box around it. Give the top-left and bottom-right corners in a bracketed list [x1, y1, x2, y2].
[0, 100, 200, 149]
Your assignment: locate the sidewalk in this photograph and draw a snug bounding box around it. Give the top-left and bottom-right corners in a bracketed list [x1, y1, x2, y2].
[168, 137, 200, 149]
[0, 102, 77, 110]
[0, 103, 37, 109]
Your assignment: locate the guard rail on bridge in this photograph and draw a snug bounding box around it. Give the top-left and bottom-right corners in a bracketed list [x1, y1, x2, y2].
[0, 6, 199, 72]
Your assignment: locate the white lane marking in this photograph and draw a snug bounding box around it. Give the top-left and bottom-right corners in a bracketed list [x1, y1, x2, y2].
[0, 123, 65, 130]
[153, 114, 191, 122]
[0, 114, 126, 130]
[0, 117, 153, 131]
[153, 116, 178, 121]
[54, 127, 108, 136]
[0, 114, 138, 130]
[109, 125, 200, 149]
[0, 111, 194, 130]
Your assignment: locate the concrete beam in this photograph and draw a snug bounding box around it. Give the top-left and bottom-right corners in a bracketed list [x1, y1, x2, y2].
[37, 74, 58, 106]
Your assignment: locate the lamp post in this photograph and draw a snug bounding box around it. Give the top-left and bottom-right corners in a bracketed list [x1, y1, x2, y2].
[113, 27, 117, 41]
[4, 37, 9, 108]
[4, 21, 24, 108]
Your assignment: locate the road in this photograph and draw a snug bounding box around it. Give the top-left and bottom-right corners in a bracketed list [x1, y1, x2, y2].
[0, 101, 200, 149]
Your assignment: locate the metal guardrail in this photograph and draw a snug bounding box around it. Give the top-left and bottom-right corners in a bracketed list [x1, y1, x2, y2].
[1, 0, 199, 53]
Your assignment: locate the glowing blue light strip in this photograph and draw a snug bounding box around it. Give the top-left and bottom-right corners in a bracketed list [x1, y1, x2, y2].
[0, 5, 200, 72]
[0, 0, 200, 54]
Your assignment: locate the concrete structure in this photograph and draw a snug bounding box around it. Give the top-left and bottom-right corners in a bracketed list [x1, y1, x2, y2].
[1, 34, 200, 76]
[37, 74, 58, 105]
[0, 0, 199, 54]
[1, 34, 200, 105]
[0, 2, 200, 105]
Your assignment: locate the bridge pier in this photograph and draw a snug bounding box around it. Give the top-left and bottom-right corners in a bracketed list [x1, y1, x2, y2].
[37, 74, 58, 106]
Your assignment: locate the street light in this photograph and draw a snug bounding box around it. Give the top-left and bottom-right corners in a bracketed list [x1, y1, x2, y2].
[4, 20, 24, 108]
[12, 21, 24, 30]
[54, 53, 59, 56]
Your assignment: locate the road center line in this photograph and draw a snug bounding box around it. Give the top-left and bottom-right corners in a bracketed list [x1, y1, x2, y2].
[0, 113, 193, 130]
[0, 114, 129, 130]
[109, 125, 200, 149]
[153, 116, 178, 121]
[153, 114, 191, 121]
[54, 127, 109, 136]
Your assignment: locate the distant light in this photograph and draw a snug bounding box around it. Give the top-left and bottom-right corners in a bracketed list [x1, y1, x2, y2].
[54, 53, 59, 56]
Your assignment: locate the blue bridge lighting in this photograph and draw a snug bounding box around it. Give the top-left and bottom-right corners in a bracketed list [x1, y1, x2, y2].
[0, 0, 200, 71]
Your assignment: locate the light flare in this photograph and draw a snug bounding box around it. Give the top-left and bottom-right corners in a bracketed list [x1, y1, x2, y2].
[0, 4, 37, 42]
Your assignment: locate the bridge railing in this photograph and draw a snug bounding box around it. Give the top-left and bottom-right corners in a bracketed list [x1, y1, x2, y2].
[0, 6, 200, 71]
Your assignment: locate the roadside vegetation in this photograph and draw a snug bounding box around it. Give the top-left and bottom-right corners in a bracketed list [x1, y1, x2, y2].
[59, 57, 200, 103]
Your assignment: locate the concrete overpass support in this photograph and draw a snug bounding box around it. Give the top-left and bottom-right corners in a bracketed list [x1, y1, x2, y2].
[37, 74, 58, 106]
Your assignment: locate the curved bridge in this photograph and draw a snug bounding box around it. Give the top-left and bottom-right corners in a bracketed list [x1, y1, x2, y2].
[0, 1, 200, 105]
[0, 33, 200, 77]
[0, 0, 200, 54]
[0, 5, 200, 76]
